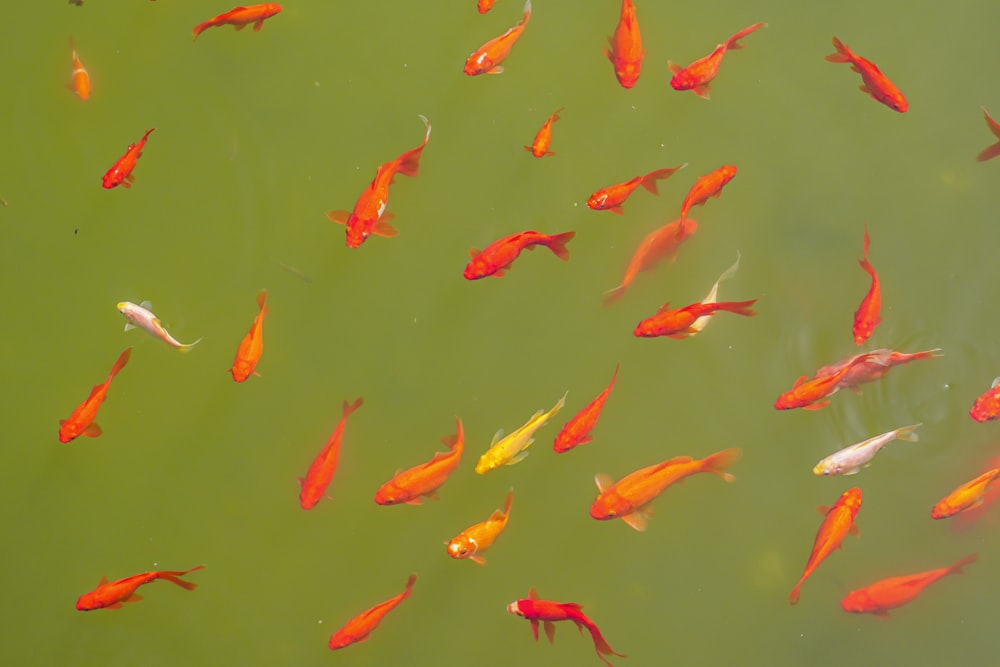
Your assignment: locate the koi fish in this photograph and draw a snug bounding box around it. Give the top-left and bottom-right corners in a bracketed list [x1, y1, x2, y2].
[464, 0, 531, 75]
[668, 22, 766, 99]
[475, 392, 567, 474]
[59, 347, 131, 443]
[75, 565, 205, 610]
[813, 424, 921, 476]
[853, 225, 881, 345]
[299, 397, 364, 510]
[825, 37, 908, 112]
[192, 3, 282, 40]
[478, 0, 497, 13]
[931, 468, 1000, 519]
[446, 488, 513, 564]
[328, 574, 416, 650]
[788, 487, 862, 605]
[633, 298, 757, 340]
[602, 217, 697, 306]
[118, 300, 201, 352]
[689, 252, 740, 335]
[591, 448, 741, 532]
[604, 0, 644, 89]
[102, 128, 154, 189]
[230, 289, 267, 382]
[970, 376, 1000, 422]
[679, 165, 737, 221]
[554, 363, 618, 453]
[68, 38, 90, 100]
[464, 230, 575, 280]
[841, 554, 977, 616]
[374, 418, 464, 505]
[327, 115, 432, 248]
[774, 353, 874, 410]
[814, 347, 941, 391]
[586, 165, 685, 215]
[977, 107, 1000, 162]
[524, 107, 564, 158]
[507, 587, 626, 667]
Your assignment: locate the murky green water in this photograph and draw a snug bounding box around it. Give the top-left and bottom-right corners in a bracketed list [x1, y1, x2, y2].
[4, 1, 1000, 665]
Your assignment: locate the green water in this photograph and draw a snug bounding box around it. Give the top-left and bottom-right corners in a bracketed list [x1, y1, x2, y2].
[4, 1, 1000, 665]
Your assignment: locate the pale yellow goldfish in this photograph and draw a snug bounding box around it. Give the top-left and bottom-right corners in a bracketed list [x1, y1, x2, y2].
[475, 392, 566, 474]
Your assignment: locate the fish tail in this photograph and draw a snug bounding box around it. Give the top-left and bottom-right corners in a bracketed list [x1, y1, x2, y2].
[402, 573, 418, 595]
[178, 338, 203, 354]
[159, 565, 206, 590]
[895, 423, 922, 443]
[108, 347, 133, 379]
[601, 285, 627, 307]
[578, 618, 626, 666]
[342, 397, 365, 418]
[947, 553, 978, 575]
[256, 289, 268, 313]
[640, 164, 686, 195]
[977, 142, 1000, 162]
[192, 21, 213, 40]
[501, 488, 514, 518]
[395, 115, 433, 178]
[703, 447, 742, 482]
[825, 36, 852, 63]
[545, 231, 575, 261]
[788, 582, 803, 605]
[725, 22, 766, 50]
[522, 0, 532, 23]
[716, 298, 758, 317]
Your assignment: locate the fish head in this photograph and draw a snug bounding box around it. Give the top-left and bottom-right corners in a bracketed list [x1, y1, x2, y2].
[74, 593, 101, 611]
[812, 461, 836, 476]
[839, 589, 871, 614]
[446, 536, 476, 560]
[463, 53, 494, 76]
[344, 222, 369, 248]
[587, 191, 609, 210]
[589, 492, 626, 521]
[506, 599, 526, 617]
[614, 61, 641, 89]
[373, 483, 408, 506]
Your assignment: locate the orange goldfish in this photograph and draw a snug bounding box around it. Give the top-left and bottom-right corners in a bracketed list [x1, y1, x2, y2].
[633, 298, 757, 339]
[329, 574, 416, 649]
[586, 165, 685, 215]
[669, 23, 766, 99]
[604, 0, 644, 89]
[299, 398, 364, 510]
[591, 448, 741, 531]
[374, 418, 464, 505]
[977, 107, 1000, 162]
[931, 468, 1000, 519]
[75, 565, 205, 610]
[970, 377, 1000, 422]
[68, 38, 90, 100]
[952, 455, 1000, 532]
[59, 347, 132, 443]
[774, 353, 874, 410]
[813, 347, 941, 391]
[841, 554, 977, 616]
[464, 0, 531, 75]
[853, 225, 881, 345]
[553, 363, 618, 453]
[825, 37, 908, 112]
[602, 217, 697, 306]
[102, 128, 155, 189]
[327, 115, 432, 248]
[524, 107, 564, 158]
[446, 488, 513, 564]
[192, 4, 282, 40]
[507, 587, 626, 667]
[788, 487, 862, 605]
[230, 289, 267, 382]
[464, 230, 574, 279]
[478, 0, 497, 13]
[678, 165, 737, 221]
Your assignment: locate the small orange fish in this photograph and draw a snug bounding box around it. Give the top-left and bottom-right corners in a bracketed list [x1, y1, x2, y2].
[825, 37, 908, 112]
[841, 554, 977, 617]
[76, 565, 205, 610]
[446, 488, 513, 564]
[970, 376, 1000, 422]
[374, 418, 464, 505]
[669, 22, 766, 99]
[788, 487, 862, 605]
[68, 38, 90, 100]
[554, 363, 618, 453]
[524, 108, 564, 158]
[102, 128, 155, 189]
[932, 468, 1000, 519]
[464, 230, 574, 279]
[329, 574, 416, 650]
[678, 165, 737, 221]
[478, 0, 497, 13]
[813, 347, 941, 391]
[774, 354, 873, 411]
[603, 0, 644, 89]
[299, 398, 364, 510]
[951, 456, 1000, 532]
[602, 217, 697, 306]
[587, 165, 685, 215]
[464, 0, 531, 75]
[977, 107, 1000, 162]
[634, 298, 757, 339]
[230, 289, 267, 382]
[59, 347, 132, 443]
[853, 225, 881, 345]
[192, 3, 282, 40]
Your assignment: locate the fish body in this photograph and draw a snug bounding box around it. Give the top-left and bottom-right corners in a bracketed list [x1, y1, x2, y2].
[679, 165, 737, 220]
[587, 165, 685, 215]
[813, 424, 921, 476]
[446, 488, 513, 564]
[102, 128, 154, 189]
[193, 3, 282, 40]
[633, 298, 757, 339]
[814, 347, 941, 390]
[299, 398, 364, 510]
[118, 300, 201, 351]
[76, 565, 205, 610]
[977, 107, 1000, 161]
[475, 392, 566, 473]
[841, 554, 977, 616]
[329, 575, 416, 649]
[825, 36, 908, 112]
[69, 39, 90, 100]
[603, 217, 697, 306]
[464, 230, 574, 279]
[853, 225, 881, 345]
[970, 376, 1000, 422]
[932, 468, 1000, 519]
[464, 0, 531, 75]
[59, 347, 131, 443]
[775, 354, 873, 410]
[230, 289, 267, 382]
[524, 107, 564, 157]
[788, 487, 862, 605]
[554, 363, 618, 453]
[374, 418, 464, 505]
[603, 0, 644, 88]
[668, 23, 766, 99]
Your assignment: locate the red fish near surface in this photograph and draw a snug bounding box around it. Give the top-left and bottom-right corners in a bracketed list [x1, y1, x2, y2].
[230, 289, 267, 382]
[774, 353, 874, 411]
[931, 468, 1000, 519]
[102, 128, 154, 189]
[825, 37, 908, 112]
[814, 347, 941, 391]
[970, 376, 1000, 422]
[68, 38, 90, 100]
[604, 0, 644, 89]
[841, 554, 977, 617]
[587, 165, 685, 215]
[75, 565, 205, 610]
[464, 0, 531, 75]
[464, 230, 574, 279]
[524, 108, 564, 158]
[669, 22, 766, 99]
[679, 165, 737, 221]
[299, 397, 364, 510]
[192, 4, 282, 40]
[853, 225, 881, 345]
[507, 587, 626, 667]
[59, 347, 132, 443]
[977, 107, 1000, 162]
[788, 487, 862, 605]
[374, 418, 464, 505]
[329, 574, 416, 650]
[327, 115, 432, 248]
[603, 217, 697, 306]
[634, 298, 757, 339]
[554, 363, 619, 453]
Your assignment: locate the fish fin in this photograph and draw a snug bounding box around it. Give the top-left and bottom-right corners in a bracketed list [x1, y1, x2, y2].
[948, 553, 978, 574]
[529, 619, 540, 641]
[803, 400, 830, 410]
[490, 428, 504, 445]
[297, 477, 304, 488]
[253, 19, 264, 32]
[790, 376, 809, 389]
[106, 602, 125, 609]
[468, 248, 481, 259]
[178, 338, 203, 354]
[121, 180, 132, 189]
[896, 424, 922, 442]
[849, 523, 860, 537]
[816, 505, 831, 515]
[82, 423, 102, 438]
[234, 23, 247, 31]
[404, 497, 424, 506]
[487, 66, 504, 75]
[545, 231, 575, 261]
[594, 473, 614, 493]
[139, 300, 153, 309]
[326, 210, 350, 224]
[124, 593, 143, 603]
[621, 511, 648, 532]
[843, 467, 860, 476]
[667, 61, 682, 75]
[373, 220, 398, 238]
[470, 554, 486, 566]
[505, 451, 529, 465]
[655, 301, 672, 314]
[543, 621, 556, 644]
[124, 322, 136, 332]
[977, 142, 1000, 162]
[576, 435, 594, 446]
[693, 85, 711, 100]
[608, 205, 624, 215]
[97, 576, 108, 586]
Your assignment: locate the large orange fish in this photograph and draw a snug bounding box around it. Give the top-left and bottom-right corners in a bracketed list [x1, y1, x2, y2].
[669, 23, 766, 99]
[977, 107, 1000, 162]
[230, 289, 267, 382]
[970, 376, 1000, 422]
[586, 165, 685, 215]
[75, 565, 205, 610]
[102, 128, 155, 189]
[328, 574, 416, 649]
[825, 37, 908, 112]
[931, 468, 1000, 519]
[327, 115, 432, 248]
[59, 347, 132, 443]
[603, 0, 644, 89]
[678, 165, 737, 221]
[192, 4, 282, 40]
[633, 298, 757, 339]
[602, 217, 697, 306]
[524, 107, 564, 158]
[774, 353, 873, 411]
[788, 487, 862, 605]
[464, 230, 574, 279]
[813, 347, 941, 391]
[464, 0, 531, 75]
[852, 225, 881, 345]
[590, 448, 741, 531]
[554, 363, 618, 453]
[299, 397, 364, 510]
[374, 418, 464, 505]
[841, 554, 977, 616]
[68, 38, 90, 100]
[446, 488, 513, 564]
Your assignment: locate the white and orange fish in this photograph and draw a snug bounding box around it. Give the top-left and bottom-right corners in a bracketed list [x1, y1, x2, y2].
[117, 301, 201, 352]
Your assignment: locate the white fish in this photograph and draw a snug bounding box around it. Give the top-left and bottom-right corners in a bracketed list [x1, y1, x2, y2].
[690, 252, 741, 335]
[117, 300, 201, 352]
[813, 423, 922, 476]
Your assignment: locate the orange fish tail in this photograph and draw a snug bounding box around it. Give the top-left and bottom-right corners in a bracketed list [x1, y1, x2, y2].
[395, 116, 432, 178]
[825, 36, 852, 63]
[703, 447, 742, 481]
[948, 553, 978, 575]
[545, 231, 575, 261]
[342, 397, 365, 418]
[109, 347, 132, 379]
[639, 165, 684, 195]
[192, 21, 213, 40]
[501, 488, 514, 517]
[788, 582, 802, 605]
[403, 573, 417, 595]
[977, 142, 1000, 162]
[158, 565, 205, 590]
[726, 22, 766, 50]
[580, 620, 626, 666]
[256, 289, 268, 312]
[716, 298, 758, 317]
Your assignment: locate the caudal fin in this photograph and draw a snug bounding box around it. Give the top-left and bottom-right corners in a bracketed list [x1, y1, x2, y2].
[725, 22, 767, 50]
[702, 447, 742, 482]
[108, 347, 132, 380]
[395, 115, 432, 178]
[545, 231, 575, 261]
[825, 36, 852, 63]
[581, 619, 627, 667]
[159, 565, 206, 590]
[639, 164, 686, 195]
[977, 142, 1000, 162]
[716, 298, 758, 317]
[947, 553, 978, 575]
[342, 397, 365, 418]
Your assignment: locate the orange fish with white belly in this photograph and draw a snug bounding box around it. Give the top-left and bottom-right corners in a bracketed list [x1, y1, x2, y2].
[464, 0, 531, 75]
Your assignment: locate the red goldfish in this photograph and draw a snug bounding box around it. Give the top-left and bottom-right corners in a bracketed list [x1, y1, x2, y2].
[853, 225, 881, 345]
[329, 574, 416, 650]
[669, 23, 766, 99]
[634, 298, 757, 339]
[230, 289, 267, 382]
[586, 165, 685, 215]
[970, 377, 1000, 422]
[554, 363, 618, 453]
[327, 115, 432, 248]
[446, 488, 513, 564]
[76, 565, 205, 610]
[464, 0, 531, 75]
[679, 165, 737, 221]
[478, 0, 497, 13]
[602, 217, 697, 306]
[69, 39, 90, 100]
[825, 37, 908, 112]
[524, 108, 564, 158]
[813, 347, 941, 390]
[788, 487, 862, 605]
[102, 128, 155, 189]
[464, 230, 574, 279]
[774, 353, 873, 410]
[591, 448, 740, 532]
[299, 398, 364, 510]
[192, 4, 282, 40]
[841, 554, 977, 616]
[507, 587, 626, 667]
[374, 418, 464, 505]
[59, 347, 132, 443]
[931, 468, 1000, 519]
[977, 107, 1000, 161]
[604, 0, 644, 89]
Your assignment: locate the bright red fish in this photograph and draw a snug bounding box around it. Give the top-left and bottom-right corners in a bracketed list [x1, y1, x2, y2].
[841, 554, 977, 616]
[775, 354, 874, 411]
[464, 0, 531, 75]
[464, 230, 574, 279]
[633, 298, 757, 339]
[603, 0, 644, 89]
[813, 347, 941, 391]
[977, 107, 1000, 162]
[668, 22, 766, 99]
[76, 565, 205, 610]
[788, 487, 862, 605]
[329, 574, 416, 650]
[825, 37, 908, 112]
[59, 347, 132, 443]
[554, 363, 618, 453]
[853, 225, 881, 345]
[299, 397, 364, 510]
[69, 38, 90, 100]
[602, 217, 697, 306]
[102, 128, 155, 189]
[327, 115, 432, 248]
[374, 418, 464, 505]
[970, 376, 1000, 422]
[192, 3, 282, 40]
[932, 468, 1000, 519]
[230, 289, 267, 382]
[524, 107, 564, 158]
[507, 587, 626, 667]
[587, 165, 685, 215]
[679, 165, 737, 221]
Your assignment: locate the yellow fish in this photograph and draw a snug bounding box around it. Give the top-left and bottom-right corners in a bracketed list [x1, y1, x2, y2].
[475, 392, 566, 474]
